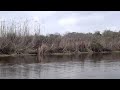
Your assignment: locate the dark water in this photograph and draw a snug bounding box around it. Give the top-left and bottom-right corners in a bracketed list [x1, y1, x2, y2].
[0, 53, 120, 79]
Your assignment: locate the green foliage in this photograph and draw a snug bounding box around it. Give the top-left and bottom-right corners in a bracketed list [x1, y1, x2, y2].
[89, 41, 103, 52]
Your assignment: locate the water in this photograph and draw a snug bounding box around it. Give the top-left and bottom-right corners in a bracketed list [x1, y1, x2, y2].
[0, 53, 120, 79]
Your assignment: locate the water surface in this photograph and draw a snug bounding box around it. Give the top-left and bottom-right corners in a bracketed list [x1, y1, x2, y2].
[0, 53, 120, 79]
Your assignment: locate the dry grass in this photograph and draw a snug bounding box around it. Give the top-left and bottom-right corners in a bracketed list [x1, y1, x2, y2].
[0, 20, 119, 56]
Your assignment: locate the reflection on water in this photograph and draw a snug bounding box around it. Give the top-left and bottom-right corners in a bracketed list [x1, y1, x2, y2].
[0, 53, 120, 79]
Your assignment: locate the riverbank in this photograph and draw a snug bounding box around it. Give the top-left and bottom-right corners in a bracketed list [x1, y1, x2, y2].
[0, 54, 36, 57]
[0, 51, 120, 57]
[38, 51, 120, 56]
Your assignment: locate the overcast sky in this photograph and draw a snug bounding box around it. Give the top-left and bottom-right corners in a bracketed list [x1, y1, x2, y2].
[0, 11, 120, 35]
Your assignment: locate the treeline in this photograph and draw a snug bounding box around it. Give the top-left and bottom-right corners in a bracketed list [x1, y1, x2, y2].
[38, 30, 120, 55]
[0, 20, 120, 55]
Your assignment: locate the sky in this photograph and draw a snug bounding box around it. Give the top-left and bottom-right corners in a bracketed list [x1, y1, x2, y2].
[0, 11, 120, 35]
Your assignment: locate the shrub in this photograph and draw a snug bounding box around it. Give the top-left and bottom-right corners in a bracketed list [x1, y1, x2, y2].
[89, 41, 103, 52]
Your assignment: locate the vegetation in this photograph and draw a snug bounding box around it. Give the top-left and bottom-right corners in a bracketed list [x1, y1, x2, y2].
[0, 20, 120, 55]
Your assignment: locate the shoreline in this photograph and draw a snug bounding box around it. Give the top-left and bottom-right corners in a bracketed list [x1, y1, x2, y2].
[0, 54, 37, 57]
[0, 51, 120, 57]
